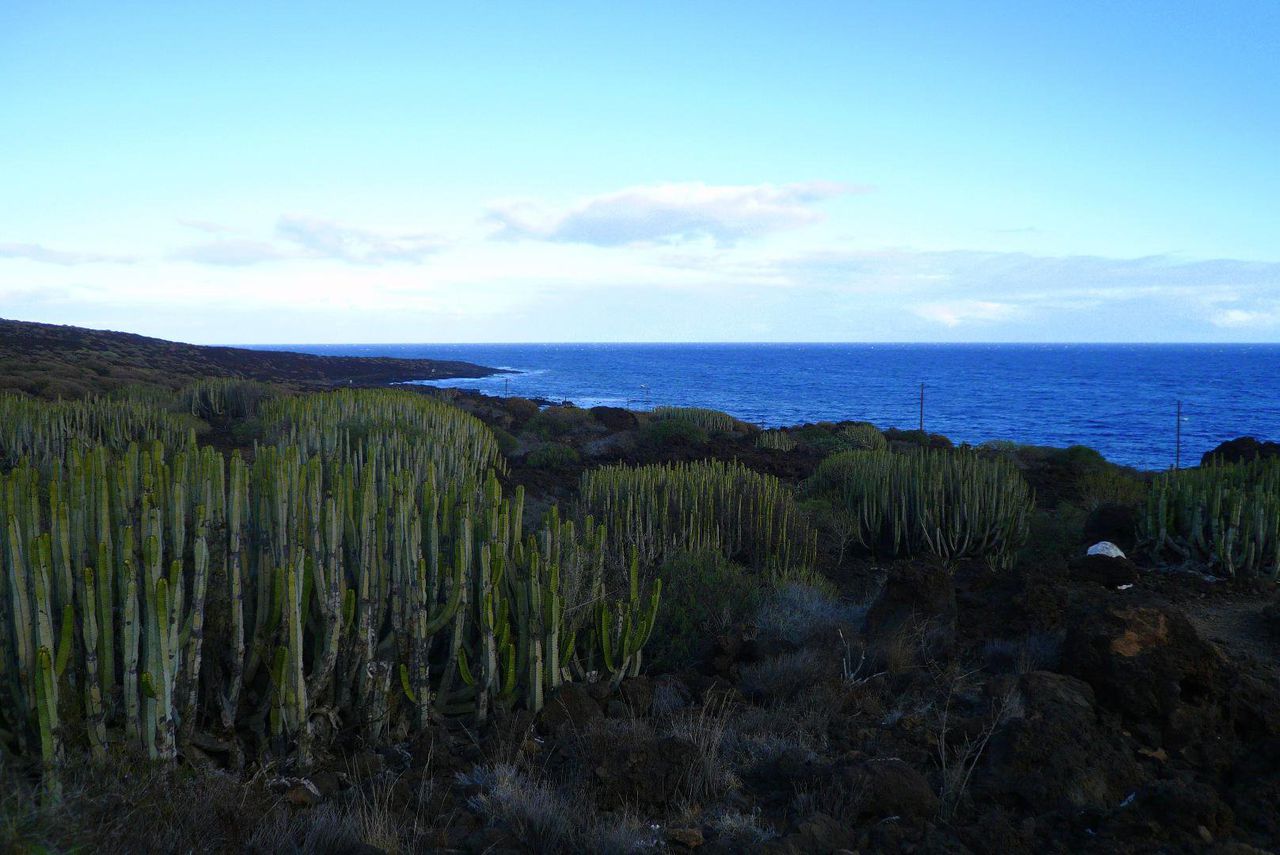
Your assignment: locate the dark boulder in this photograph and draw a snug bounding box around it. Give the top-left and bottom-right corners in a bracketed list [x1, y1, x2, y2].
[975, 671, 1143, 813]
[1069, 554, 1140, 589]
[762, 813, 858, 854]
[1118, 778, 1234, 841]
[864, 562, 957, 657]
[1201, 436, 1280, 466]
[586, 733, 698, 807]
[539, 683, 603, 734]
[618, 675, 653, 713]
[1262, 597, 1280, 640]
[589, 406, 638, 432]
[1083, 503, 1140, 553]
[833, 755, 940, 822]
[1060, 599, 1228, 746]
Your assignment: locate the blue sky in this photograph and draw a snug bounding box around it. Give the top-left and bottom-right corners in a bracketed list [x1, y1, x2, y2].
[2, 1, 1277, 343]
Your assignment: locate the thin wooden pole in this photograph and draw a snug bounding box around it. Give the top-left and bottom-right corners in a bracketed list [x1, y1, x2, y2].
[1175, 400, 1182, 470]
[919, 383, 925, 434]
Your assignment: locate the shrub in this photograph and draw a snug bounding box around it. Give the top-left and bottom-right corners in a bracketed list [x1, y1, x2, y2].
[525, 442, 580, 470]
[458, 763, 574, 851]
[791, 424, 849, 455]
[645, 552, 764, 672]
[707, 809, 778, 845]
[1017, 504, 1088, 567]
[490, 426, 519, 456]
[838, 422, 887, 451]
[755, 581, 866, 647]
[738, 648, 833, 700]
[792, 421, 887, 454]
[1077, 467, 1147, 511]
[525, 405, 597, 440]
[502, 397, 541, 425]
[639, 417, 708, 448]
[802, 448, 1034, 569]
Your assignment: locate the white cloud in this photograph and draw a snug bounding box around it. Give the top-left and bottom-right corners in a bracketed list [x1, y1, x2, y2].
[1209, 306, 1280, 328]
[169, 216, 448, 266]
[486, 181, 866, 246]
[171, 239, 292, 266]
[0, 242, 136, 265]
[275, 215, 446, 263]
[913, 300, 1020, 327]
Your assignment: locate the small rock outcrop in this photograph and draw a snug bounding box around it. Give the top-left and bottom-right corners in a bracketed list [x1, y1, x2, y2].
[1201, 436, 1280, 466]
[976, 670, 1143, 813]
[1061, 599, 1228, 746]
[1088, 541, 1126, 559]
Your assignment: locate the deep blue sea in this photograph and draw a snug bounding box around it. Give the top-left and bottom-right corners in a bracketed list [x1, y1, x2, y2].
[254, 344, 1280, 471]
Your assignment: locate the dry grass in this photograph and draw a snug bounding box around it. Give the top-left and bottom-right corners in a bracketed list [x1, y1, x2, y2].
[459, 762, 577, 852]
[664, 699, 741, 804]
[755, 581, 867, 647]
[707, 807, 778, 844]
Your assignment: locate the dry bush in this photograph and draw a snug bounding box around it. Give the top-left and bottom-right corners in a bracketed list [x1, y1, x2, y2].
[738, 648, 837, 701]
[981, 631, 1064, 675]
[1, 756, 275, 853]
[458, 763, 576, 851]
[664, 700, 741, 803]
[582, 810, 665, 853]
[933, 671, 1024, 820]
[755, 581, 867, 647]
[707, 807, 778, 845]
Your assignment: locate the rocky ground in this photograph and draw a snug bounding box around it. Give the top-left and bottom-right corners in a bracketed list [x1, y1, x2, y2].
[3, 391, 1278, 854]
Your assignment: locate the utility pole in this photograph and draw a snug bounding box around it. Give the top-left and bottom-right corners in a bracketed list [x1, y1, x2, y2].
[1175, 400, 1182, 471]
[919, 382, 925, 435]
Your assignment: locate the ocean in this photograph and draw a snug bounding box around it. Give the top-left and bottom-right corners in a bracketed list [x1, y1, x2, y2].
[252, 343, 1280, 471]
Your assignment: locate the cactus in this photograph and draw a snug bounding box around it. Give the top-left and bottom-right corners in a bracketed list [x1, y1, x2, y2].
[578, 460, 817, 574]
[1139, 459, 1280, 578]
[598, 553, 662, 688]
[755, 429, 796, 452]
[801, 448, 1033, 570]
[0, 387, 668, 789]
[649, 406, 740, 435]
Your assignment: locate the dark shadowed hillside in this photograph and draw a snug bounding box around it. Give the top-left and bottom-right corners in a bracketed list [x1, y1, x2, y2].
[0, 318, 500, 398]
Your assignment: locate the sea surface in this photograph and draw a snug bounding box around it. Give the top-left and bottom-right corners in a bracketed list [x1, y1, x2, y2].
[252, 343, 1280, 471]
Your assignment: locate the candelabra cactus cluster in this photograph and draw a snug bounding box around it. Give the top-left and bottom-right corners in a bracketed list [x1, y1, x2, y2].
[802, 449, 1033, 569]
[577, 460, 818, 574]
[836, 422, 887, 452]
[0, 390, 658, 795]
[0, 392, 197, 467]
[180, 378, 275, 420]
[755, 429, 797, 452]
[648, 406, 742, 436]
[1139, 458, 1280, 578]
[259, 389, 507, 485]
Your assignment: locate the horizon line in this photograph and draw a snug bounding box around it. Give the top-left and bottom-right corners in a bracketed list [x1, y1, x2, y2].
[237, 340, 1280, 348]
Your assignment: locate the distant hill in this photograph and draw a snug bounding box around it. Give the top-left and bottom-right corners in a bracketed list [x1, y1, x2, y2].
[0, 318, 500, 398]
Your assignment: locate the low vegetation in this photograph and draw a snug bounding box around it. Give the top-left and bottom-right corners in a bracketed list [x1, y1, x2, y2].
[577, 459, 818, 574]
[802, 448, 1034, 569]
[1140, 457, 1280, 577]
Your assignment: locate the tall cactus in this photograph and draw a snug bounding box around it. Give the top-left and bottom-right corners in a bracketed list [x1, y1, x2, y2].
[0, 388, 667, 791]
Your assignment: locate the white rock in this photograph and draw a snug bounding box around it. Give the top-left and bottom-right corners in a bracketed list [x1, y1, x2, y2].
[1087, 541, 1126, 559]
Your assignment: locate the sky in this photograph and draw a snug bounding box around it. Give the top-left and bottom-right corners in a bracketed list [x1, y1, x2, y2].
[1, 1, 1278, 344]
